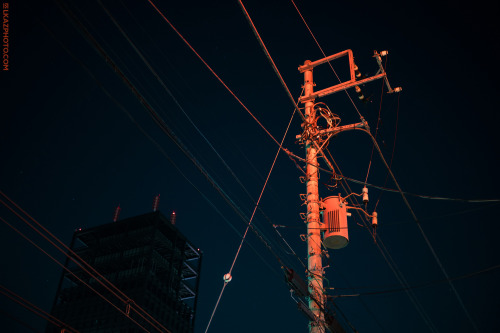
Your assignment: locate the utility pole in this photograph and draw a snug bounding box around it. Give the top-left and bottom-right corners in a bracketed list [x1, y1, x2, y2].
[298, 50, 400, 333]
[302, 60, 324, 333]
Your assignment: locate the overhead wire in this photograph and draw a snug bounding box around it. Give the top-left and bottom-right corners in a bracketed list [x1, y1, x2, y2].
[146, 0, 283, 147]
[0, 215, 152, 332]
[323, 151, 435, 332]
[364, 57, 388, 185]
[237, 2, 359, 331]
[100, 0, 306, 277]
[284, 140, 500, 203]
[132, 0, 312, 279]
[0, 283, 79, 333]
[355, 127, 480, 332]
[54, 5, 315, 333]
[237, 0, 306, 123]
[288, 2, 477, 329]
[333, 263, 500, 297]
[285, 133, 498, 328]
[0, 196, 162, 333]
[375, 93, 400, 210]
[37, 14, 282, 282]
[56, 0, 286, 270]
[289, 0, 364, 120]
[45, 1, 482, 330]
[0, 307, 41, 333]
[203, 63, 300, 333]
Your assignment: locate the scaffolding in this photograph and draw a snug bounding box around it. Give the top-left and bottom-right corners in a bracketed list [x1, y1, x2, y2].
[46, 211, 202, 333]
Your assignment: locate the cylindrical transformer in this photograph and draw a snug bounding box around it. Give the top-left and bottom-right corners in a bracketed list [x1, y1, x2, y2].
[322, 195, 349, 249]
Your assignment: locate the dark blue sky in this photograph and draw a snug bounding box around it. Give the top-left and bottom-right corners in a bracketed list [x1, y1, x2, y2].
[1, 1, 500, 332]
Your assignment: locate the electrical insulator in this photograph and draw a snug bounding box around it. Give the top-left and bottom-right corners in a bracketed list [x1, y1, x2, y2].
[355, 85, 365, 101]
[223, 273, 232, 283]
[362, 186, 369, 203]
[372, 212, 378, 229]
[354, 64, 362, 79]
[394, 87, 402, 93]
[380, 50, 389, 57]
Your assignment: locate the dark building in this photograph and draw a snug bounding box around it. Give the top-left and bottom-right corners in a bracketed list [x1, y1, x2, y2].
[46, 211, 202, 333]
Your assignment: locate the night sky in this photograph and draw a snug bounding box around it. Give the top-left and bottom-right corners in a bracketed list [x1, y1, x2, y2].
[1, 0, 500, 332]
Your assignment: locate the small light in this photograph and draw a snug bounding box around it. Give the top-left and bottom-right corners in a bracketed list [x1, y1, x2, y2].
[380, 50, 389, 57]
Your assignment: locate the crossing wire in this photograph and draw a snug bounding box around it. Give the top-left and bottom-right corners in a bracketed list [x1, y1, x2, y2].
[354, 127, 480, 332]
[101, 0, 305, 275]
[56, 3, 312, 332]
[204, 96, 297, 333]
[289, 0, 364, 120]
[237, 2, 362, 331]
[0, 212, 152, 333]
[323, 150, 434, 332]
[332, 263, 500, 297]
[146, 0, 283, 147]
[0, 283, 80, 333]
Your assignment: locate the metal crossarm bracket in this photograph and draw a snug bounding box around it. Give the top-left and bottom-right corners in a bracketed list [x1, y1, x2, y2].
[298, 49, 400, 103]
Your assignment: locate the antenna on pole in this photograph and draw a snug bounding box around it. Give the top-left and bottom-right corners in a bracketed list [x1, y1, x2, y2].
[153, 194, 160, 212]
[113, 205, 121, 222]
[170, 211, 176, 225]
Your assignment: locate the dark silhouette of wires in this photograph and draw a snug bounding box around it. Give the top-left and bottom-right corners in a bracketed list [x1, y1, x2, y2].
[0, 283, 79, 333]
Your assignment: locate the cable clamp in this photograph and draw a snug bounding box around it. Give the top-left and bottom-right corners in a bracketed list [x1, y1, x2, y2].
[125, 299, 134, 316]
[223, 273, 232, 283]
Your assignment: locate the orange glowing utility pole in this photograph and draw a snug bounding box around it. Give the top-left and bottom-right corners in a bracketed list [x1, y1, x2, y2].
[301, 61, 324, 333]
[298, 50, 399, 333]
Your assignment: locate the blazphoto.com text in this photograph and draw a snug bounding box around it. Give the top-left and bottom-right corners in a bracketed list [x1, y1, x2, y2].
[3, 3, 9, 71]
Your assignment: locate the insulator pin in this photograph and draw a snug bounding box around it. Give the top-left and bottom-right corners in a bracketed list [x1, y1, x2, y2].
[372, 212, 378, 228]
[362, 186, 369, 203]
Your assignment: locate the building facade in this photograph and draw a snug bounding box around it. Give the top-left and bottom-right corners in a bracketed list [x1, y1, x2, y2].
[46, 211, 202, 333]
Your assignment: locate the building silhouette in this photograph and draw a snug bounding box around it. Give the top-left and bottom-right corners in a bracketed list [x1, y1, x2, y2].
[46, 211, 202, 333]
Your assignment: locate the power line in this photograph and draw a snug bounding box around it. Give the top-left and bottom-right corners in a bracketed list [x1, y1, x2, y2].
[323, 149, 437, 332]
[146, 0, 282, 148]
[355, 127, 480, 332]
[375, 92, 400, 210]
[0, 283, 79, 333]
[0, 214, 152, 332]
[0, 196, 162, 332]
[289, 0, 364, 120]
[0, 307, 42, 333]
[204, 86, 297, 333]
[284, 149, 500, 204]
[37, 11, 282, 282]
[53, 5, 314, 332]
[238, 0, 306, 123]
[364, 57, 388, 185]
[332, 263, 500, 297]
[99, 0, 305, 277]
[287, 3, 481, 326]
